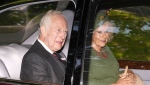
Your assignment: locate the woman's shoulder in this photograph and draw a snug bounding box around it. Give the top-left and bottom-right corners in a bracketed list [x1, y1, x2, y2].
[104, 45, 110, 50]
[104, 45, 114, 55]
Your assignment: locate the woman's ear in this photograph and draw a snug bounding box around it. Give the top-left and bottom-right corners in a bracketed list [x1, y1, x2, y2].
[40, 26, 47, 37]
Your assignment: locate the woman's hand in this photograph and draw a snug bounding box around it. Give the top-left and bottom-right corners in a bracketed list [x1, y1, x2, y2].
[120, 69, 136, 79]
[120, 66, 136, 80]
[111, 76, 136, 85]
[111, 66, 136, 85]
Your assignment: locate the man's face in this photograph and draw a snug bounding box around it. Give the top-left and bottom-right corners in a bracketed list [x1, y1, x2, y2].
[45, 15, 68, 52]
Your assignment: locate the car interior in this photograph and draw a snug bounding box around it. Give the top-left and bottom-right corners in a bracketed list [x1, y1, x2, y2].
[0, 0, 75, 82]
[0, 59, 10, 78]
[0, 10, 74, 80]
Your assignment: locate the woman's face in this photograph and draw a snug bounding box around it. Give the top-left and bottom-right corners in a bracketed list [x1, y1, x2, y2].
[92, 25, 112, 48]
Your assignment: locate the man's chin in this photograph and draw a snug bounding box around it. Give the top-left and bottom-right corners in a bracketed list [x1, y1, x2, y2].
[55, 47, 62, 51]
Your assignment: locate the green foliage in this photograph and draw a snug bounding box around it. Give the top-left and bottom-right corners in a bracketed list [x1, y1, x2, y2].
[107, 10, 150, 61]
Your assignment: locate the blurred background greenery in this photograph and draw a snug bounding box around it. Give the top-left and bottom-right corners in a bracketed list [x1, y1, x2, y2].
[107, 10, 150, 61]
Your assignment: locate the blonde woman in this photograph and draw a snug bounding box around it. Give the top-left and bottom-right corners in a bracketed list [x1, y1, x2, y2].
[88, 20, 137, 85]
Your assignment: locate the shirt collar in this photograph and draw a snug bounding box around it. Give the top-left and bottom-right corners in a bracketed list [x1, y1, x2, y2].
[38, 39, 53, 54]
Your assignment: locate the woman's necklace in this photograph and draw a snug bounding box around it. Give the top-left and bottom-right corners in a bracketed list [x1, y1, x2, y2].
[94, 48, 108, 58]
[101, 49, 108, 58]
[101, 52, 108, 58]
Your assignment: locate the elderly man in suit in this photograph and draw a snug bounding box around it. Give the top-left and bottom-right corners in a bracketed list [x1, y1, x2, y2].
[20, 10, 68, 85]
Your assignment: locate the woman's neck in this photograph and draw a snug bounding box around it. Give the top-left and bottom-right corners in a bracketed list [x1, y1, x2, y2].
[92, 43, 101, 53]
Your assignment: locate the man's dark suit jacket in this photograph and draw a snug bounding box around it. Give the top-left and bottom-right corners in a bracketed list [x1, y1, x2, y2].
[20, 40, 66, 85]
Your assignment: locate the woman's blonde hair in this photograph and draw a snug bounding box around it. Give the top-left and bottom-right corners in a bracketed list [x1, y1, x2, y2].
[94, 20, 115, 42]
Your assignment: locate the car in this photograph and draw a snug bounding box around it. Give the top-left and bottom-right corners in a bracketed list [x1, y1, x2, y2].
[0, 0, 150, 85]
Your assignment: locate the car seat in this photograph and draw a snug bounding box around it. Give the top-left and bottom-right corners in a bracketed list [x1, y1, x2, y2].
[0, 59, 10, 78]
[0, 44, 28, 80]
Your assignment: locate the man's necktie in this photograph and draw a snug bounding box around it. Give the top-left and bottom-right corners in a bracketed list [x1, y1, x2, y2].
[53, 53, 66, 65]
[53, 53, 59, 60]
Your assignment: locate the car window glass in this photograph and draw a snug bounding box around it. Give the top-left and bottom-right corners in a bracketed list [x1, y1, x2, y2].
[0, 2, 57, 45]
[83, 5, 150, 85]
[108, 6, 150, 61]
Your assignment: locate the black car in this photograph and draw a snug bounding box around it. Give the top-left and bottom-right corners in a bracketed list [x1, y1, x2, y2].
[0, 0, 150, 85]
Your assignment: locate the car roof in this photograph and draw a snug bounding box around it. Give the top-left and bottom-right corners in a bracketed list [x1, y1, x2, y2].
[0, 0, 76, 13]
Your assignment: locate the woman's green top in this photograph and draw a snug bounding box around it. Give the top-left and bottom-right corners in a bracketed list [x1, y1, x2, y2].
[87, 46, 120, 85]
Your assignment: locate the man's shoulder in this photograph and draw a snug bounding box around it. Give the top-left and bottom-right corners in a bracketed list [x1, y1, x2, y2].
[23, 42, 46, 59]
[28, 40, 45, 53]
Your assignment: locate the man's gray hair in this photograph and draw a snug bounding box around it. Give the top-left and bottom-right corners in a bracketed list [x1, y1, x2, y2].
[39, 10, 64, 28]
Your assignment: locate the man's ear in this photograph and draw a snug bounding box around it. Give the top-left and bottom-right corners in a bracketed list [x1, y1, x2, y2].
[40, 26, 47, 37]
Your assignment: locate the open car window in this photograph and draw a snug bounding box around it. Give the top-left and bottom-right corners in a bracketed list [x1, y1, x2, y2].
[0, 0, 75, 84]
[0, 1, 75, 45]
